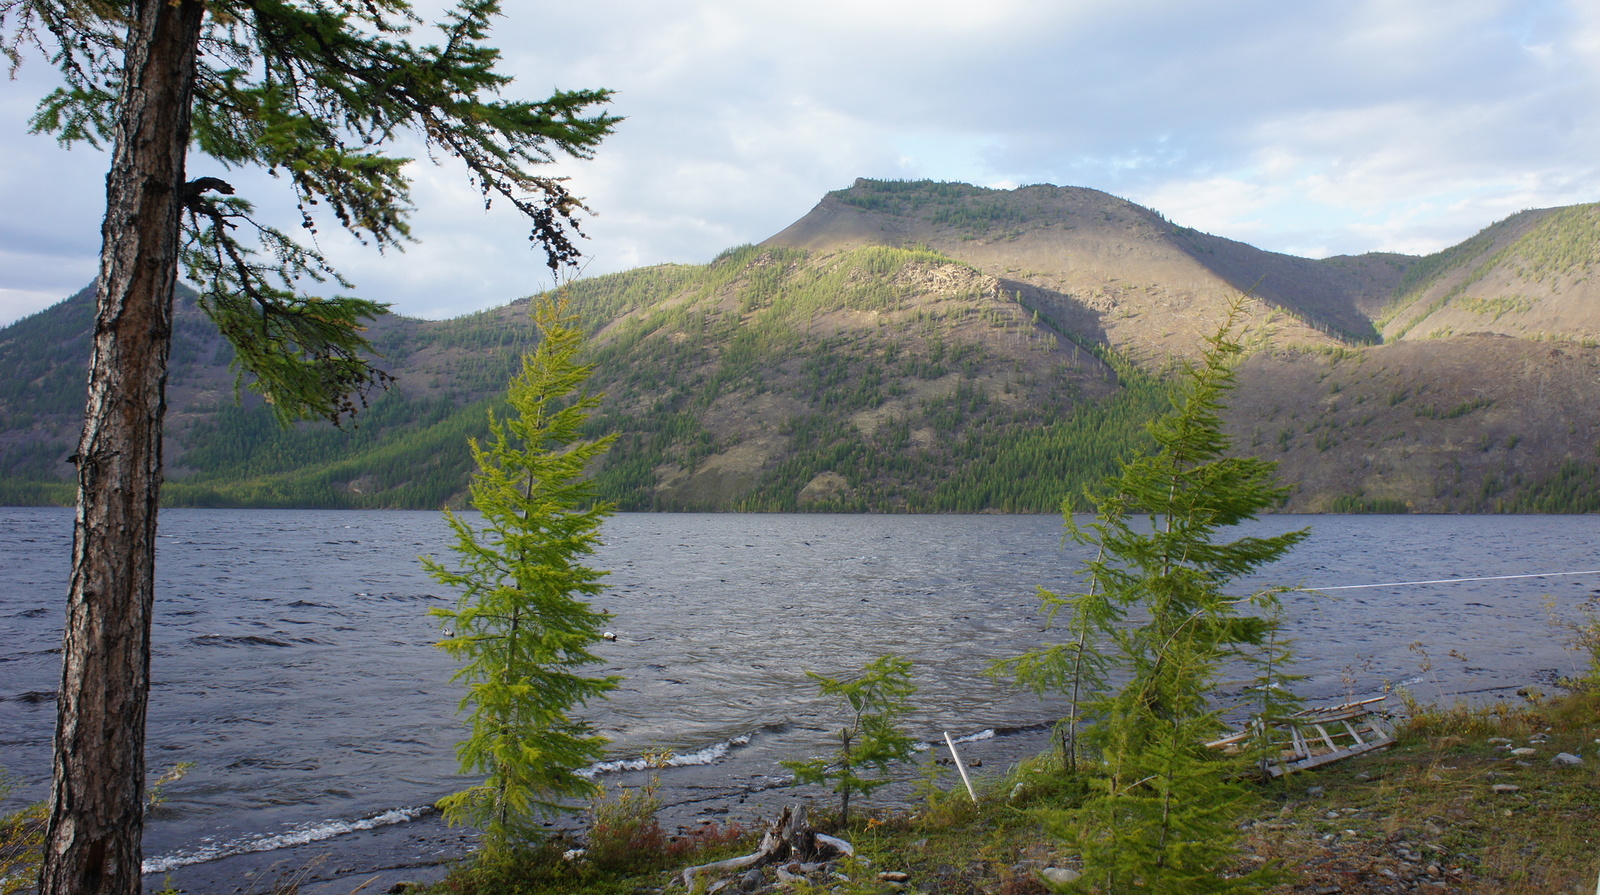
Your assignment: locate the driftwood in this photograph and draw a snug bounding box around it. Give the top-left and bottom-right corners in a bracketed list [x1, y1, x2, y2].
[679, 803, 853, 888]
[1207, 696, 1395, 777]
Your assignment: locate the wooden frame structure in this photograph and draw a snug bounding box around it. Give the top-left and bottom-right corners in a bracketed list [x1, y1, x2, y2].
[1207, 696, 1395, 777]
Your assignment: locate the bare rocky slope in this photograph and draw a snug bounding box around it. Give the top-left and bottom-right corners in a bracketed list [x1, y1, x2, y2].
[2, 179, 1597, 513]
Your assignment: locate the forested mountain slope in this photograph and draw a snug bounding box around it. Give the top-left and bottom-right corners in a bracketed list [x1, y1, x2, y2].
[1378, 204, 1600, 342]
[3, 179, 1598, 513]
[0, 244, 1159, 511]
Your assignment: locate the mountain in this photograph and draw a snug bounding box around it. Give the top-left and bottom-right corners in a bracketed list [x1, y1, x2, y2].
[3, 179, 1598, 513]
[1378, 204, 1600, 342]
[768, 179, 1408, 353]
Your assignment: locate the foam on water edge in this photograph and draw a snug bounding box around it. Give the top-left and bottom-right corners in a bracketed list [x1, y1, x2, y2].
[139, 730, 765, 874]
[136, 724, 1012, 874]
[581, 732, 754, 777]
[141, 806, 432, 875]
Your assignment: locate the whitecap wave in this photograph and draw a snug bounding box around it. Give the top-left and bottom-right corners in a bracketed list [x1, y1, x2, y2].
[913, 728, 998, 751]
[581, 733, 754, 778]
[141, 806, 431, 875]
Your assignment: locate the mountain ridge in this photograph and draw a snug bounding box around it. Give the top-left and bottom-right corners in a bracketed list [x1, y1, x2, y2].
[3, 178, 1598, 513]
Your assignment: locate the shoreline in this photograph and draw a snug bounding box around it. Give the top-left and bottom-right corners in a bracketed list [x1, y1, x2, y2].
[137, 681, 1547, 895]
[140, 724, 1064, 895]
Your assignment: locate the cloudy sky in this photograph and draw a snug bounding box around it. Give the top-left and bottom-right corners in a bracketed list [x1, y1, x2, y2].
[2, 0, 1597, 327]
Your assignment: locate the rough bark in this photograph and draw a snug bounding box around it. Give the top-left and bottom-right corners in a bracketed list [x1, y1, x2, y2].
[38, 2, 206, 893]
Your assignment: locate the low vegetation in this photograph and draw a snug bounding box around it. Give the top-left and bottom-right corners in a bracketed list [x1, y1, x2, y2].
[375, 686, 1590, 895]
[5, 690, 1598, 895]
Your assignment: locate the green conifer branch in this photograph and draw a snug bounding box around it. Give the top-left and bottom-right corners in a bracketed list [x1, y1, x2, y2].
[423, 293, 618, 846]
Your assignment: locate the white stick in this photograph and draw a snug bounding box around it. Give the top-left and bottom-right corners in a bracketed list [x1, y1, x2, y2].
[944, 731, 978, 803]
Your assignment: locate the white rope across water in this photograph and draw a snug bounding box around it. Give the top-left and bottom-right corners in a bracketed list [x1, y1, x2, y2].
[1307, 569, 1600, 591]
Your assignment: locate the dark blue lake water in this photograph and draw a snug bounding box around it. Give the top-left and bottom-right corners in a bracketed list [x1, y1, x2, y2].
[0, 509, 1594, 877]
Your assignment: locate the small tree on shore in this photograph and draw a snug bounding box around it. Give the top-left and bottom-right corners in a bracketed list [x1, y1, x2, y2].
[1002, 297, 1309, 891]
[784, 654, 919, 829]
[424, 293, 618, 846]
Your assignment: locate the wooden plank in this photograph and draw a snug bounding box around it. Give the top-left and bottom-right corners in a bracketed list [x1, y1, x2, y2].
[1208, 697, 1396, 777]
[1342, 719, 1366, 746]
[1312, 723, 1339, 753]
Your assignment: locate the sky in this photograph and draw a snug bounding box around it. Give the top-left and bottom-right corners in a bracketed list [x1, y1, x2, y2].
[3, 0, 1598, 327]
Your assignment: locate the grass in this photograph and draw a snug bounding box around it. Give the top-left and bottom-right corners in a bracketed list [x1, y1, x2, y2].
[1246, 691, 1600, 894]
[401, 689, 1600, 895]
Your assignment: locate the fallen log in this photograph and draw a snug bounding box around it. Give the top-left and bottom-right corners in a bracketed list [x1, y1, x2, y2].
[679, 803, 852, 888]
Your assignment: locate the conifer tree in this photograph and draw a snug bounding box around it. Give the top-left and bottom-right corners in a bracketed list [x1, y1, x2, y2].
[5, 3, 612, 890]
[1007, 297, 1309, 891]
[783, 654, 919, 829]
[424, 293, 618, 846]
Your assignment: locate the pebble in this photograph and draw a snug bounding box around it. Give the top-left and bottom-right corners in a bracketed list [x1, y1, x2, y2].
[1510, 747, 1536, 756]
[878, 871, 910, 883]
[1040, 867, 1082, 886]
[1491, 783, 1521, 793]
[1553, 752, 1584, 767]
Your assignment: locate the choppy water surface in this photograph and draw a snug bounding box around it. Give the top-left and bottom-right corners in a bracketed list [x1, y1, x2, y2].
[0, 509, 1595, 874]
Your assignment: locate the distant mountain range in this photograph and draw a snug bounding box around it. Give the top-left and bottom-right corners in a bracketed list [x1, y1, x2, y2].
[3, 178, 1598, 513]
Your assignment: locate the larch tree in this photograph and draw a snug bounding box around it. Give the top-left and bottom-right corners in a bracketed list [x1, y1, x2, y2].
[423, 293, 617, 847]
[781, 653, 919, 829]
[1003, 297, 1309, 891]
[0, 2, 615, 893]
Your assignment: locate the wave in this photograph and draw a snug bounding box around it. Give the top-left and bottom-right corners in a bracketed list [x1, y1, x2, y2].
[915, 723, 1036, 752]
[140, 805, 434, 875]
[580, 732, 756, 778]
[187, 634, 295, 648]
[951, 728, 997, 745]
[0, 690, 56, 704]
[356, 592, 444, 603]
[185, 634, 333, 648]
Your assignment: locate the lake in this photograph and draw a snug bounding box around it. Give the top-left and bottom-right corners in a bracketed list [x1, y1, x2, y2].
[1, 509, 1594, 881]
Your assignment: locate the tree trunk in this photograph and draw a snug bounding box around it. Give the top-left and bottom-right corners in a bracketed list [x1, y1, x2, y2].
[38, 2, 205, 893]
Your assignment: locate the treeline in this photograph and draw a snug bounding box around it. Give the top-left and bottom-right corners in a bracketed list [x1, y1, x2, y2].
[828, 179, 1046, 236]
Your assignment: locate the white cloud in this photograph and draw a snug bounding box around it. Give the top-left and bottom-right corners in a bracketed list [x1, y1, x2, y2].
[3, 0, 1599, 325]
